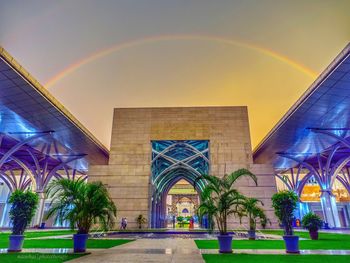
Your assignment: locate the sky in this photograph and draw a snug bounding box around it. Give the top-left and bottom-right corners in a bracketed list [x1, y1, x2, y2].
[1, 0, 349, 150]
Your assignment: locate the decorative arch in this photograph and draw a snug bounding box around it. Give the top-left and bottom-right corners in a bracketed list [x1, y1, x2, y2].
[150, 140, 209, 228]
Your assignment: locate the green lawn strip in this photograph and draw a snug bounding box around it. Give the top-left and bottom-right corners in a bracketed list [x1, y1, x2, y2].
[261, 230, 350, 244]
[0, 238, 133, 249]
[196, 230, 350, 250]
[195, 231, 350, 250]
[202, 254, 350, 263]
[260, 230, 310, 239]
[0, 230, 75, 240]
[0, 253, 85, 263]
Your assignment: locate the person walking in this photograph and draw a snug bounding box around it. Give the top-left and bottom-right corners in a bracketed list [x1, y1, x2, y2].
[124, 218, 128, 229]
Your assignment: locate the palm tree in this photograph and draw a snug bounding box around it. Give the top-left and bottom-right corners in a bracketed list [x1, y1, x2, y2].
[195, 168, 257, 235]
[237, 197, 269, 240]
[46, 178, 117, 252]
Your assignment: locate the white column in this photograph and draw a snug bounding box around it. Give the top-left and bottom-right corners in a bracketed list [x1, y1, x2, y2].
[297, 201, 310, 219]
[320, 190, 341, 228]
[33, 192, 45, 226]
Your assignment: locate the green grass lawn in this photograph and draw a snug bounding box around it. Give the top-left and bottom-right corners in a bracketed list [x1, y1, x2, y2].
[203, 254, 350, 263]
[196, 231, 350, 250]
[0, 230, 75, 239]
[0, 238, 132, 249]
[0, 253, 85, 263]
[0, 230, 133, 249]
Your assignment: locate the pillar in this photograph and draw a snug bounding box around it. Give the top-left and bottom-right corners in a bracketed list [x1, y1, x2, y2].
[297, 201, 310, 219]
[320, 190, 341, 228]
[0, 192, 11, 227]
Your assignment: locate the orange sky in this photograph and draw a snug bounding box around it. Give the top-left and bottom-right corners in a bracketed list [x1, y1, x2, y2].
[1, 0, 349, 149]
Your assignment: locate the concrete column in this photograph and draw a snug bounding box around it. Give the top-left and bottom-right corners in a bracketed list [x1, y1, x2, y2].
[151, 198, 156, 228]
[33, 192, 45, 226]
[320, 190, 341, 228]
[0, 192, 11, 227]
[297, 201, 310, 219]
[156, 200, 160, 228]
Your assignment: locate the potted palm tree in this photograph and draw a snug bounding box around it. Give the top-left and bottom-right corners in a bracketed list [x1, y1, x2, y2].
[301, 212, 323, 240]
[46, 178, 117, 253]
[196, 168, 257, 253]
[271, 190, 299, 253]
[238, 197, 269, 240]
[136, 214, 147, 229]
[8, 190, 38, 252]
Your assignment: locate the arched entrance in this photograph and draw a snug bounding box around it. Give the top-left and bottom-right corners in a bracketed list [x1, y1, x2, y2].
[150, 140, 209, 228]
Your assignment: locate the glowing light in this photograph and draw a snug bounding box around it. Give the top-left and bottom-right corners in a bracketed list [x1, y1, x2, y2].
[45, 34, 318, 88]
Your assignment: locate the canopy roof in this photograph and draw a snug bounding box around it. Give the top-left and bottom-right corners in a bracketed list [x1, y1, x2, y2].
[253, 43, 350, 170]
[0, 47, 109, 172]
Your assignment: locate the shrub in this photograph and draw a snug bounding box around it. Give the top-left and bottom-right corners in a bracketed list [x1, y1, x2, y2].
[238, 197, 270, 231]
[271, 190, 298, 236]
[46, 178, 117, 234]
[8, 190, 39, 235]
[301, 212, 323, 232]
[136, 214, 147, 229]
[177, 216, 184, 222]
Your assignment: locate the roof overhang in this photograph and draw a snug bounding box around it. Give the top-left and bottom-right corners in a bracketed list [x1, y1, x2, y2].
[0, 47, 109, 171]
[253, 43, 350, 170]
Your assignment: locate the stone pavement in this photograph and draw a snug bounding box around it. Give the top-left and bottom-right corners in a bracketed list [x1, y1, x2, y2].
[67, 238, 205, 263]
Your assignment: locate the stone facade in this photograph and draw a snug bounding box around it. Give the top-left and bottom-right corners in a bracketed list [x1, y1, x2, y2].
[89, 107, 278, 229]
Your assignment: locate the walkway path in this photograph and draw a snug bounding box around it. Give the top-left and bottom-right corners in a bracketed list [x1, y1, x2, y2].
[67, 238, 205, 263]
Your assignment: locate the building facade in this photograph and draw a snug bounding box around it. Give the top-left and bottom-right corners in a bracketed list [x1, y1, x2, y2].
[89, 107, 278, 229]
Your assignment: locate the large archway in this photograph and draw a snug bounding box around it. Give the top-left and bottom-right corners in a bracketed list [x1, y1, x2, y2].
[150, 140, 209, 228]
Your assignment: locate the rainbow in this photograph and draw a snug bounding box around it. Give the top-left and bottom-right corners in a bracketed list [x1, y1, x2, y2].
[45, 34, 318, 88]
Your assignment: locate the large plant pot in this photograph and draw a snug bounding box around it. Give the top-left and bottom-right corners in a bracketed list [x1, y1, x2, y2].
[218, 234, 233, 253]
[248, 230, 256, 240]
[283, 235, 300, 254]
[8, 235, 24, 252]
[309, 230, 318, 240]
[73, 234, 89, 253]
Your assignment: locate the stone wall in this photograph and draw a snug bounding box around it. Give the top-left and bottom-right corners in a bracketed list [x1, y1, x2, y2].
[89, 107, 278, 229]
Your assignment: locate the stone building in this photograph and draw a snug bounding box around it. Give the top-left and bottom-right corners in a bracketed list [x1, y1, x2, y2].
[89, 106, 278, 229]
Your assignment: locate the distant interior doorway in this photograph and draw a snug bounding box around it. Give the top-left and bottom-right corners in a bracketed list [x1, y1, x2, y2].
[166, 179, 200, 229]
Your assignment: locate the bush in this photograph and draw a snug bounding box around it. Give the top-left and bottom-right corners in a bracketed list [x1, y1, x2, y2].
[46, 178, 117, 234]
[8, 190, 39, 235]
[136, 214, 147, 229]
[271, 190, 298, 236]
[302, 212, 323, 232]
[177, 216, 184, 222]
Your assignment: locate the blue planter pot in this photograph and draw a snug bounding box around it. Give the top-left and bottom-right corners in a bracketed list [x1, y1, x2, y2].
[8, 235, 24, 252]
[218, 234, 233, 253]
[283, 235, 300, 254]
[248, 230, 256, 240]
[73, 234, 89, 253]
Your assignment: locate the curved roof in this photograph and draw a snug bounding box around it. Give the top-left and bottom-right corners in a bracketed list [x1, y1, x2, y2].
[253, 43, 350, 170]
[0, 47, 109, 171]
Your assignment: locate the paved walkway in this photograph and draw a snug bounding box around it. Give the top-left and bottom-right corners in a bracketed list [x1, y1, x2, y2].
[67, 238, 205, 263]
